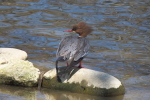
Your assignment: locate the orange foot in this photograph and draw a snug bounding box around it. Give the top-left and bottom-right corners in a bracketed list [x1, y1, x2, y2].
[74, 61, 86, 69]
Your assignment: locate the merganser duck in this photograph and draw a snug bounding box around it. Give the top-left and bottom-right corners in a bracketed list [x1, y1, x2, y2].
[56, 22, 93, 81]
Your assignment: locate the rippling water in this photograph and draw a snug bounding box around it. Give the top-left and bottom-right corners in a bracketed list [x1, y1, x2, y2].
[0, 0, 150, 100]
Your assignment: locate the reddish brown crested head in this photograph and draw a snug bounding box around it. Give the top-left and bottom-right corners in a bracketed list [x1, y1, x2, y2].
[64, 22, 93, 37]
[72, 22, 93, 37]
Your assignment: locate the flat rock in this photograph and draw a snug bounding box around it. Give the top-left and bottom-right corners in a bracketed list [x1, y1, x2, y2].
[0, 48, 27, 64]
[0, 60, 40, 87]
[42, 67, 125, 96]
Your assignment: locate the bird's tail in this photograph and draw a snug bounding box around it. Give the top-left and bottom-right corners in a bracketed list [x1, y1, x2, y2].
[55, 56, 64, 82]
[55, 59, 62, 82]
[55, 60, 59, 75]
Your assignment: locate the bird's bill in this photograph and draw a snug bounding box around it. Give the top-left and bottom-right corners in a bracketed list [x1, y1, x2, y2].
[63, 30, 72, 32]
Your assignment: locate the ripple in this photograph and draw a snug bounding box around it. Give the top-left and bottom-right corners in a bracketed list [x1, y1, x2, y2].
[0, 0, 150, 100]
[0, 22, 12, 27]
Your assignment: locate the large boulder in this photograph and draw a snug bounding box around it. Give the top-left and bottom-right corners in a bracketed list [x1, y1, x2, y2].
[0, 48, 27, 64]
[0, 60, 40, 87]
[42, 67, 125, 96]
[0, 48, 40, 86]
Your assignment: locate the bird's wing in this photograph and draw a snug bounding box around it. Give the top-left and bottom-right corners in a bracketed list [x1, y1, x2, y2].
[68, 38, 90, 68]
[73, 37, 90, 61]
[56, 35, 78, 61]
[56, 35, 90, 62]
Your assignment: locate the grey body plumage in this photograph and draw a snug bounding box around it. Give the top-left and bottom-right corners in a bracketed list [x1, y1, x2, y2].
[56, 35, 90, 81]
[56, 35, 90, 61]
[55, 22, 92, 82]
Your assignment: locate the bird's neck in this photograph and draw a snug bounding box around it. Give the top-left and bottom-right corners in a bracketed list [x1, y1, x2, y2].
[78, 34, 87, 37]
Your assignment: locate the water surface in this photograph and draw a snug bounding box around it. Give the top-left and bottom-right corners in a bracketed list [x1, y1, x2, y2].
[0, 0, 150, 100]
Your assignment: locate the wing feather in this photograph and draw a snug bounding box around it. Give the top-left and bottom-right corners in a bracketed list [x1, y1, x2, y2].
[74, 37, 90, 61]
[56, 35, 78, 60]
[56, 35, 90, 61]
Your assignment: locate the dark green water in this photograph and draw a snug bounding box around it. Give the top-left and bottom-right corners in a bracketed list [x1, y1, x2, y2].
[0, 0, 150, 100]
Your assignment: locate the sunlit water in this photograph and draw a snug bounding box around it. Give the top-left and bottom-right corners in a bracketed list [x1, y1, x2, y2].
[0, 0, 150, 100]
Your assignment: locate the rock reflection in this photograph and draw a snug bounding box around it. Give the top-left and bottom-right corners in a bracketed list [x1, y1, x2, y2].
[0, 85, 124, 100]
[0, 85, 37, 100]
[42, 88, 124, 100]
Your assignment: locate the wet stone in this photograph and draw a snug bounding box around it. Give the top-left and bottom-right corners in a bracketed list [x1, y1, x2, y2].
[0, 48, 27, 64]
[0, 60, 40, 87]
[0, 48, 125, 96]
[0, 48, 40, 86]
[42, 67, 125, 96]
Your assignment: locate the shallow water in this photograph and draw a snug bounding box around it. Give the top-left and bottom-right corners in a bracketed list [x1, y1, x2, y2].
[0, 0, 150, 100]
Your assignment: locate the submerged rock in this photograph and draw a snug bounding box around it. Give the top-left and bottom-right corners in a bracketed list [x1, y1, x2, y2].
[42, 67, 125, 96]
[0, 48, 27, 64]
[0, 60, 40, 87]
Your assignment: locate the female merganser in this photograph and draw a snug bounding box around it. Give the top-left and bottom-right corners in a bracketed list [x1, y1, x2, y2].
[56, 22, 92, 81]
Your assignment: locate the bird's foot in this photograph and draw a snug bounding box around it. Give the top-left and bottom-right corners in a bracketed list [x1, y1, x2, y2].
[78, 66, 86, 69]
[74, 66, 86, 69]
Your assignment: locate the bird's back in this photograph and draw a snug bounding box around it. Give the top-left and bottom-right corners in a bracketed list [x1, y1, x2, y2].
[56, 35, 90, 61]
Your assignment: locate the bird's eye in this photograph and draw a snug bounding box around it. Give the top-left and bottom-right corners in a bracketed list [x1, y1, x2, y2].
[72, 27, 77, 31]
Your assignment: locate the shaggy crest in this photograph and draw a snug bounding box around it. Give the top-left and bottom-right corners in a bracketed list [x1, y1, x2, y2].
[72, 22, 93, 37]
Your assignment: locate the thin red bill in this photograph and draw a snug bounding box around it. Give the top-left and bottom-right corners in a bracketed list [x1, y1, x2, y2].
[63, 30, 72, 32]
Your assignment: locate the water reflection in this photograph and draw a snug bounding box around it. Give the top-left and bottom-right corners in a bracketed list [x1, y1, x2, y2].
[0, 85, 124, 100]
[0, 0, 150, 100]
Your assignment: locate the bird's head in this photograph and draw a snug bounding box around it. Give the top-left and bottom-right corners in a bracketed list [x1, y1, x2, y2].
[64, 22, 93, 37]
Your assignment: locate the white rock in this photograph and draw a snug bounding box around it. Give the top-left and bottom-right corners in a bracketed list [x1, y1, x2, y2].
[44, 67, 122, 89]
[43, 67, 125, 96]
[0, 48, 27, 64]
[65, 69, 121, 89]
[0, 60, 40, 86]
